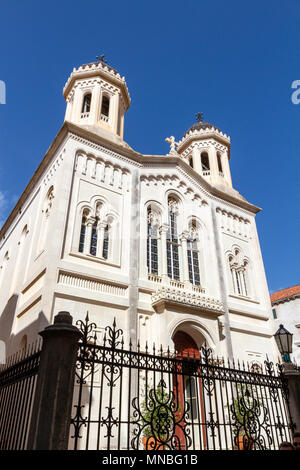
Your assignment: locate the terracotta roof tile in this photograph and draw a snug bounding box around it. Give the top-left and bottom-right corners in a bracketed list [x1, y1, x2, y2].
[270, 284, 300, 303]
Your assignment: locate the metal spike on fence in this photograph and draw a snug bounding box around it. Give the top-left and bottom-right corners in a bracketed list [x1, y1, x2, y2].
[145, 341, 148, 354]
[85, 311, 89, 323]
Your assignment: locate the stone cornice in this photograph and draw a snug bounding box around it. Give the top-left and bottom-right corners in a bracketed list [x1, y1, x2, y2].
[177, 128, 230, 155]
[0, 121, 260, 241]
[63, 61, 131, 109]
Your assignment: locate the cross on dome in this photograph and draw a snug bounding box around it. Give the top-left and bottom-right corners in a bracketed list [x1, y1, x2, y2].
[196, 112, 204, 123]
[96, 54, 107, 64]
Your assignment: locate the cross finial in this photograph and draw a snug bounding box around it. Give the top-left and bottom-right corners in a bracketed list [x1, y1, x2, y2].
[96, 54, 107, 64]
[196, 112, 204, 123]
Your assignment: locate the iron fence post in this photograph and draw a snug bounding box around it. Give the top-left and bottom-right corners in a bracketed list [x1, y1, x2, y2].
[28, 311, 82, 450]
[283, 364, 300, 436]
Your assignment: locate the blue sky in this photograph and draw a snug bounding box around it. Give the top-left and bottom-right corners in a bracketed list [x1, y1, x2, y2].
[0, 0, 299, 293]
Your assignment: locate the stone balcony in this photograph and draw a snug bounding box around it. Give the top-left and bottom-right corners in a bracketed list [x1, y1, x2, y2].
[149, 275, 224, 315]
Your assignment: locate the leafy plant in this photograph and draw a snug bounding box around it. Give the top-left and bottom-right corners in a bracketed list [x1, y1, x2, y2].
[230, 383, 262, 437]
[140, 382, 175, 439]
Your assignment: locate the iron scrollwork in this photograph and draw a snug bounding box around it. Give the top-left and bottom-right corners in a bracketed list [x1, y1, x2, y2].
[131, 379, 192, 450]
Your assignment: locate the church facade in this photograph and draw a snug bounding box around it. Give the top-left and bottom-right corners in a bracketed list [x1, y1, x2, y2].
[0, 59, 278, 367]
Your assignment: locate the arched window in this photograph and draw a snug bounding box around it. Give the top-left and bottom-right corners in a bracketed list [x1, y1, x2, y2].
[82, 93, 91, 114]
[201, 152, 210, 174]
[38, 186, 54, 254]
[187, 221, 201, 286]
[147, 207, 159, 275]
[78, 212, 88, 253]
[103, 225, 110, 259]
[217, 153, 223, 175]
[77, 203, 115, 262]
[90, 218, 98, 256]
[167, 198, 180, 280]
[101, 95, 110, 117]
[229, 249, 249, 297]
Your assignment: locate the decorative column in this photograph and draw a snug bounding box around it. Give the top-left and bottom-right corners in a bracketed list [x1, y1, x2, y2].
[192, 147, 201, 174]
[96, 221, 107, 258]
[89, 82, 101, 125]
[83, 217, 95, 255]
[112, 93, 120, 134]
[160, 224, 169, 283]
[209, 147, 218, 184]
[180, 232, 190, 285]
[71, 86, 82, 123]
[28, 312, 82, 450]
[221, 151, 232, 187]
[231, 265, 238, 294]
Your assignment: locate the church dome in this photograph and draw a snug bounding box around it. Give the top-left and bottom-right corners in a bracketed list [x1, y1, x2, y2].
[183, 121, 222, 138]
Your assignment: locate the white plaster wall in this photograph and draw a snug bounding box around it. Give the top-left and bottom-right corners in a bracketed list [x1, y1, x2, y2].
[273, 298, 300, 365]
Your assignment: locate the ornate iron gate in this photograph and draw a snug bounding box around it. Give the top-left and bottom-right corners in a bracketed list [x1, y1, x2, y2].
[0, 344, 41, 450]
[70, 317, 294, 450]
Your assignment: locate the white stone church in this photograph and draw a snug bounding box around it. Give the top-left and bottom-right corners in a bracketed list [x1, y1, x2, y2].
[0, 59, 278, 366]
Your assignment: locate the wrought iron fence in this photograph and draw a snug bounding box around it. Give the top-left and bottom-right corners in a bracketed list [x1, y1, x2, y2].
[0, 342, 41, 450]
[70, 317, 294, 450]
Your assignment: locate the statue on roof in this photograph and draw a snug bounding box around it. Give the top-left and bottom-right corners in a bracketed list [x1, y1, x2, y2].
[165, 136, 179, 155]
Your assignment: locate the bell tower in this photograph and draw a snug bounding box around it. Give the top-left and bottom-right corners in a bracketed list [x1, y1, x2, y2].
[63, 56, 131, 141]
[177, 115, 232, 188]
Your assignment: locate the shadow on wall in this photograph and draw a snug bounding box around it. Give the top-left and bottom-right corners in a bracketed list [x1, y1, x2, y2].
[0, 294, 49, 360]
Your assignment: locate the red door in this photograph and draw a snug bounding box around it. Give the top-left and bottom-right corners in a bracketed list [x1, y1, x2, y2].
[173, 331, 207, 450]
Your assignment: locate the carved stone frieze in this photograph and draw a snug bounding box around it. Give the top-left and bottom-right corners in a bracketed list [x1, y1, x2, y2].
[151, 285, 224, 314]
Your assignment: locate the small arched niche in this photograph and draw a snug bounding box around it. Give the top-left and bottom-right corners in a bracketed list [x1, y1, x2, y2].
[81, 93, 92, 114]
[101, 95, 110, 118]
[201, 152, 210, 173]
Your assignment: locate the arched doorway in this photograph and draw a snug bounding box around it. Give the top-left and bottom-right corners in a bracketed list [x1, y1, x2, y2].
[173, 330, 207, 450]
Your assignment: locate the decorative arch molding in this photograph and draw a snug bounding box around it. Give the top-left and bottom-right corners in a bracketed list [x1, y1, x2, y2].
[75, 149, 131, 192]
[179, 139, 229, 160]
[70, 134, 141, 169]
[216, 207, 251, 239]
[226, 244, 252, 298]
[168, 317, 217, 352]
[140, 173, 208, 209]
[36, 186, 54, 255]
[74, 193, 120, 263]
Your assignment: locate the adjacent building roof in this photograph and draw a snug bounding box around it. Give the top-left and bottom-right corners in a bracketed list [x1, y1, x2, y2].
[270, 285, 300, 304]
